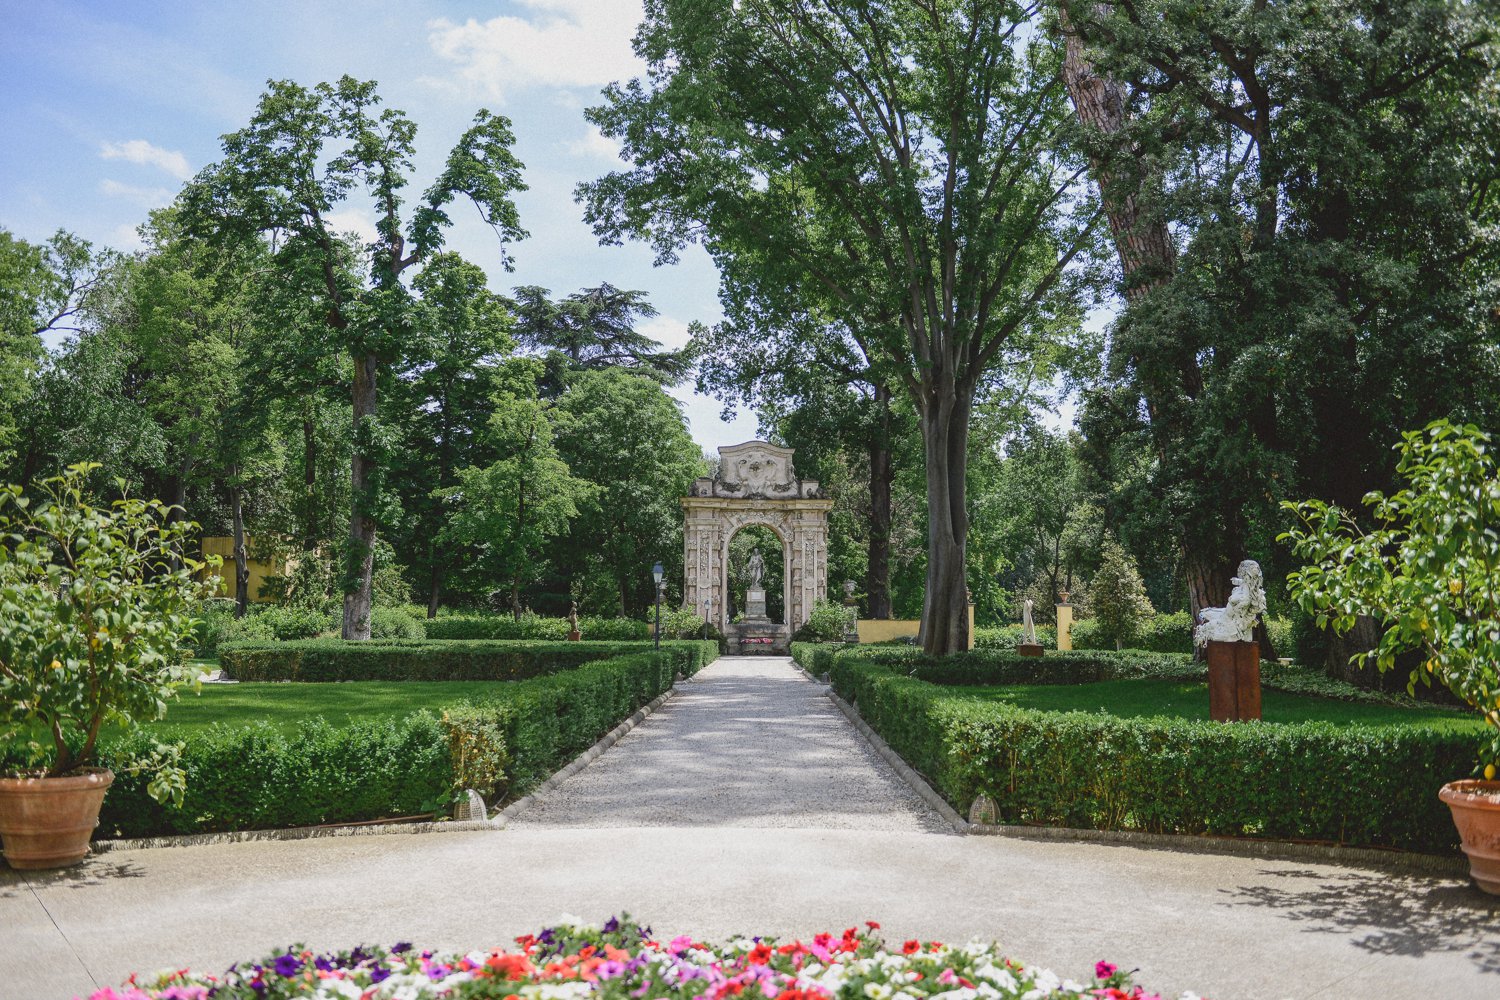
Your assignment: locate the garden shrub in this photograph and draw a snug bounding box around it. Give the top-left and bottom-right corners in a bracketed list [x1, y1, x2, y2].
[1069, 611, 1293, 657]
[97, 650, 697, 838]
[219, 638, 719, 683]
[254, 604, 333, 641]
[974, 623, 1058, 649]
[367, 606, 426, 640]
[790, 599, 854, 642]
[425, 612, 650, 641]
[823, 650, 1478, 854]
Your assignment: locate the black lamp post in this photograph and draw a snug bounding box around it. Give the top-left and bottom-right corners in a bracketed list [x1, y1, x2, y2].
[652, 561, 664, 649]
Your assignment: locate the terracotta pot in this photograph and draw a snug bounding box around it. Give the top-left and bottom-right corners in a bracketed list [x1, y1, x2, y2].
[1439, 779, 1500, 895]
[0, 769, 113, 870]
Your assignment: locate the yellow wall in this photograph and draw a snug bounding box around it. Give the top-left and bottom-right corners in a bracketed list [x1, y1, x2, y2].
[857, 605, 976, 650]
[200, 536, 288, 604]
[1057, 604, 1074, 651]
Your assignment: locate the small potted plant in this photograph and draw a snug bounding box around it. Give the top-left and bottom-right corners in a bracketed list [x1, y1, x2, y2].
[1282, 420, 1500, 891]
[0, 464, 217, 869]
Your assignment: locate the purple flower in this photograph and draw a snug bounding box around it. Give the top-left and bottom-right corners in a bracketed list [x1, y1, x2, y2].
[604, 916, 621, 933]
[370, 968, 391, 984]
[392, 942, 413, 955]
[272, 954, 303, 977]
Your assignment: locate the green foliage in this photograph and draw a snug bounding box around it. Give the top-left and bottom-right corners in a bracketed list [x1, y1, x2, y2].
[1283, 421, 1500, 772]
[975, 624, 1059, 649]
[218, 638, 719, 683]
[791, 599, 855, 643]
[441, 358, 589, 612]
[96, 649, 702, 837]
[426, 612, 648, 641]
[551, 367, 703, 616]
[826, 652, 1476, 854]
[367, 606, 426, 641]
[0, 465, 218, 796]
[654, 606, 721, 641]
[1088, 541, 1155, 651]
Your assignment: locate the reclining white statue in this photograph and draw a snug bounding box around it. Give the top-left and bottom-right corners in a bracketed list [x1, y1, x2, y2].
[1194, 559, 1266, 647]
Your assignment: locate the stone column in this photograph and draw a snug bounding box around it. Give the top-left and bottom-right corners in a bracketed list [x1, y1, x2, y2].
[1056, 596, 1073, 651]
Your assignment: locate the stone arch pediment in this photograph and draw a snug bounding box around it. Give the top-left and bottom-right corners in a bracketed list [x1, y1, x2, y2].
[680, 441, 833, 648]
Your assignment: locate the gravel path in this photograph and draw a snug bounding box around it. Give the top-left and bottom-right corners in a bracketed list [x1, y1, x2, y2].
[510, 656, 947, 832]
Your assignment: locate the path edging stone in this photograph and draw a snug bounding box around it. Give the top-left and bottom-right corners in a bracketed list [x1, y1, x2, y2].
[494, 682, 682, 825]
[808, 661, 1470, 878]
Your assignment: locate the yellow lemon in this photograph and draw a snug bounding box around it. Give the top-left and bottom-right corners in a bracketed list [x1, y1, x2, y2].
[1449, 579, 1463, 595]
[49, 659, 61, 671]
[1487, 764, 1497, 781]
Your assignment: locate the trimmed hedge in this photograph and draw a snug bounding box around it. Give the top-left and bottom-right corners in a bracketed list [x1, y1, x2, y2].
[424, 614, 648, 641]
[1069, 610, 1294, 655]
[96, 648, 710, 838]
[219, 638, 718, 683]
[818, 649, 1477, 854]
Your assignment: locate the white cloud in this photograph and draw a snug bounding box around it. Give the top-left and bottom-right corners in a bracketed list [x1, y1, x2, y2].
[323, 209, 380, 249]
[99, 178, 174, 206]
[111, 223, 144, 251]
[564, 125, 623, 161]
[99, 139, 193, 180]
[426, 0, 645, 100]
[639, 314, 693, 350]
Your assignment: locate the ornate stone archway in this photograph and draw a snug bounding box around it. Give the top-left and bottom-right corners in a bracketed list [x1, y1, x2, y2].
[681, 442, 832, 647]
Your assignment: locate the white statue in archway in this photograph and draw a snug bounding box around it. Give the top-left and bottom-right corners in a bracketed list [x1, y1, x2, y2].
[746, 547, 766, 588]
[1194, 559, 1266, 646]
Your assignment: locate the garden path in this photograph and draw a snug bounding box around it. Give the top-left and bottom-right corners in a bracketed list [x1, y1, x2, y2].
[509, 655, 946, 831]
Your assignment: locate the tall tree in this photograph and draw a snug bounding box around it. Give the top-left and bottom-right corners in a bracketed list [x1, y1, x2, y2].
[580, 0, 1100, 653]
[388, 251, 515, 616]
[0, 230, 112, 478]
[184, 76, 528, 639]
[1063, 0, 1500, 659]
[442, 359, 589, 616]
[511, 282, 690, 393]
[551, 369, 704, 616]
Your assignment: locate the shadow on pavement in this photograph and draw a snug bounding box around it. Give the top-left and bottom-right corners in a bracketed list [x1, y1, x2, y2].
[1223, 867, 1500, 974]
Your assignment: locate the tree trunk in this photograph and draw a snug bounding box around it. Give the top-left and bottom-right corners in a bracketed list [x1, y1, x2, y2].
[426, 558, 441, 619]
[918, 385, 972, 655]
[302, 414, 318, 548]
[866, 384, 894, 619]
[341, 352, 377, 641]
[230, 477, 249, 618]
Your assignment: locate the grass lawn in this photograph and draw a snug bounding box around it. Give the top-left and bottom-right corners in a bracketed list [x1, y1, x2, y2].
[147, 681, 514, 735]
[961, 678, 1484, 731]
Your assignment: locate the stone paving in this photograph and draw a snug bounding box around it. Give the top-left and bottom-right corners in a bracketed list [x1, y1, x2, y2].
[3, 656, 1499, 1000]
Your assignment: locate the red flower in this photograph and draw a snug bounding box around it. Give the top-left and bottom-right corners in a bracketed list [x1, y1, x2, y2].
[865, 921, 881, 931]
[902, 940, 921, 955]
[748, 945, 774, 965]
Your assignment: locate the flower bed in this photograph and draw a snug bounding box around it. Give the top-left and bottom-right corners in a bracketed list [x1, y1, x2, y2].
[86, 915, 1202, 1000]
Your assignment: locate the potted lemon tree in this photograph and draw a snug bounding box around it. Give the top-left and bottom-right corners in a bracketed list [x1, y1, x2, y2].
[0, 464, 216, 869]
[1282, 420, 1500, 892]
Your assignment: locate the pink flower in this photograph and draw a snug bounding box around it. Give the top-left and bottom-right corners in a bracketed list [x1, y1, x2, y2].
[1095, 961, 1118, 980]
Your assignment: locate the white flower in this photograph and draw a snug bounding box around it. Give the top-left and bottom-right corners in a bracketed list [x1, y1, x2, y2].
[864, 982, 893, 1000]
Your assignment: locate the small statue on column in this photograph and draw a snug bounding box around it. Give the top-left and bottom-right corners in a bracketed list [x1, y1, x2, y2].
[1017, 597, 1044, 657]
[1195, 560, 1265, 721]
[566, 601, 581, 642]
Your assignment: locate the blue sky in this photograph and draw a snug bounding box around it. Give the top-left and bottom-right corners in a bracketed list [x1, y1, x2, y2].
[0, 0, 761, 451]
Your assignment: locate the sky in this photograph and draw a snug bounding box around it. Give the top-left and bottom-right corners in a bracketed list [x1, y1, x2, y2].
[0, 0, 763, 452]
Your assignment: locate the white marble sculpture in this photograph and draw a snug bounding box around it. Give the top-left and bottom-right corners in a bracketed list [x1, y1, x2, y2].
[746, 547, 765, 588]
[1021, 598, 1037, 645]
[1194, 559, 1266, 647]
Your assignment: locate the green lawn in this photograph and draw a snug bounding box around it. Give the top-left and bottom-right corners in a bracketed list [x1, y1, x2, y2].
[961, 678, 1484, 731]
[147, 681, 514, 735]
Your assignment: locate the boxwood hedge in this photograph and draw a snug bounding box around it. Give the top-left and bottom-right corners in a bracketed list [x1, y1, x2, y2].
[96, 648, 711, 838]
[219, 638, 718, 683]
[423, 614, 649, 641]
[800, 645, 1478, 854]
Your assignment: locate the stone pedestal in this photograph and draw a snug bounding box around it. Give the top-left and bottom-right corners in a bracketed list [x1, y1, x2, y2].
[1056, 603, 1073, 651]
[732, 619, 783, 654]
[567, 630, 581, 642]
[744, 587, 768, 621]
[1016, 643, 1045, 658]
[1208, 640, 1261, 722]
